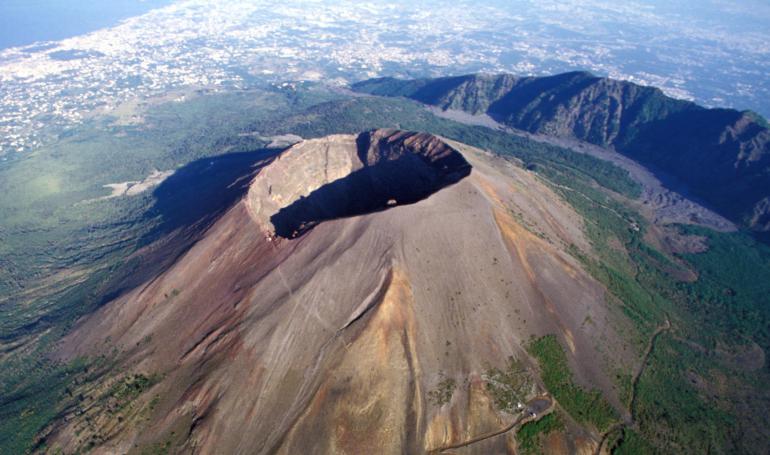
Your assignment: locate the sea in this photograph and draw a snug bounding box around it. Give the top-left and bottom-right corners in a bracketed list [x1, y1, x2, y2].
[0, 0, 173, 51]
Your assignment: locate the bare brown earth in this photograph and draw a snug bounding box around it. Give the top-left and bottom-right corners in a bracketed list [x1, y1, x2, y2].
[48, 130, 632, 454]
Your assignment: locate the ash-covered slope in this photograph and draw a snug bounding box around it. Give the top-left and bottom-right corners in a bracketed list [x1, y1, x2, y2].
[49, 130, 628, 454]
[353, 73, 770, 236]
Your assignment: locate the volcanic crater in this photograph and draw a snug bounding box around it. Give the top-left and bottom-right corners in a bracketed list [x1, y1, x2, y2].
[247, 129, 472, 238]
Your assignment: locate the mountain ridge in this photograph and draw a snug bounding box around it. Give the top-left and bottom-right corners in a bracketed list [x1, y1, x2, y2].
[352, 72, 770, 237]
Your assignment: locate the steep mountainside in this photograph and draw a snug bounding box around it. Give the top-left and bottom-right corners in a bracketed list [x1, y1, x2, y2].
[41, 130, 632, 454]
[353, 72, 770, 236]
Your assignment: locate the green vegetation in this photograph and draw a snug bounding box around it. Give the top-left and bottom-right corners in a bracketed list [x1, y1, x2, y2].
[528, 335, 617, 431]
[0, 89, 296, 336]
[56, 371, 162, 451]
[0, 354, 89, 454]
[484, 356, 533, 413]
[517, 412, 564, 455]
[614, 371, 633, 407]
[105, 373, 159, 414]
[559, 177, 668, 340]
[675, 226, 770, 348]
[141, 440, 173, 455]
[547, 150, 770, 452]
[611, 428, 654, 455]
[428, 374, 456, 406]
[631, 335, 734, 453]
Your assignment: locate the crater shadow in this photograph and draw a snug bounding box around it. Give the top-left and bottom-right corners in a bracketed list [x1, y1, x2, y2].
[148, 149, 278, 236]
[270, 150, 471, 238]
[101, 149, 279, 301]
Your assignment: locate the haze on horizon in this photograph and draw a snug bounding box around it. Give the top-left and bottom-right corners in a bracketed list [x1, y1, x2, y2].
[1, 0, 769, 158]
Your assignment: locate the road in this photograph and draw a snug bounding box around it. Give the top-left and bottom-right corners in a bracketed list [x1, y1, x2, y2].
[430, 396, 553, 453]
[594, 319, 672, 455]
[431, 319, 671, 455]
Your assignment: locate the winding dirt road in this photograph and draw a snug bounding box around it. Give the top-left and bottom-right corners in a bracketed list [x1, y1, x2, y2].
[430, 396, 553, 454]
[594, 319, 672, 455]
[431, 319, 671, 455]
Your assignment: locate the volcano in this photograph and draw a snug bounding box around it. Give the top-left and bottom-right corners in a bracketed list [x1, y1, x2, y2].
[49, 129, 628, 454]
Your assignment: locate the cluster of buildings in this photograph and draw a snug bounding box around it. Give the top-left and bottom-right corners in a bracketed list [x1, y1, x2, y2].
[0, 0, 763, 157]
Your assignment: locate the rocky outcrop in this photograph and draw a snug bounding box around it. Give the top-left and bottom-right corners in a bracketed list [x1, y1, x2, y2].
[353, 73, 770, 235]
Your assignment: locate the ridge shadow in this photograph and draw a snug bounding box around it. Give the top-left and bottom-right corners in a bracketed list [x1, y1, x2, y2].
[101, 149, 280, 303]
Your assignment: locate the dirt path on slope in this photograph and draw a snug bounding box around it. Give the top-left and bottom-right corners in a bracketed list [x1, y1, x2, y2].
[629, 319, 671, 413]
[594, 319, 671, 455]
[429, 396, 553, 454]
[430, 320, 670, 455]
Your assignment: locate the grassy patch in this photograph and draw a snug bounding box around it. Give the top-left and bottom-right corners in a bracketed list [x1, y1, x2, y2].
[528, 335, 617, 432]
[427, 374, 456, 406]
[517, 412, 564, 455]
[614, 371, 633, 407]
[633, 335, 734, 453]
[104, 373, 159, 414]
[612, 428, 654, 455]
[141, 439, 173, 455]
[0, 355, 88, 454]
[674, 226, 770, 348]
